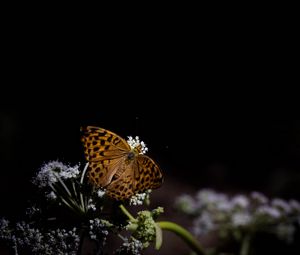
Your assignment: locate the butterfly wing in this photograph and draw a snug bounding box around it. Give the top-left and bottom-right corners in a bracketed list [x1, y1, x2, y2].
[81, 126, 130, 187]
[106, 161, 135, 200]
[134, 155, 163, 192]
[106, 155, 163, 200]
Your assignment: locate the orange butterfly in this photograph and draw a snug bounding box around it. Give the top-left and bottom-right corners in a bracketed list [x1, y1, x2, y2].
[81, 126, 163, 200]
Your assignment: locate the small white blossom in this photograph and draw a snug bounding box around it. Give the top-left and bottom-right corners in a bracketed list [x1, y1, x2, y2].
[216, 201, 233, 212]
[46, 191, 57, 200]
[127, 136, 148, 154]
[129, 191, 150, 206]
[118, 237, 143, 255]
[89, 218, 109, 241]
[175, 194, 198, 214]
[231, 195, 249, 209]
[87, 199, 97, 211]
[256, 205, 281, 219]
[289, 199, 300, 212]
[276, 223, 296, 243]
[33, 161, 80, 188]
[231, 212, 252, 226]
[97, 189, 106, 198]
[25, 206, 41, 217]
[196, 189, 229, 208]
[1, 221, 80, 254]
[192, 212, 215, 236]
[251, 191, 268, 204]
[272, 198, 292, 213]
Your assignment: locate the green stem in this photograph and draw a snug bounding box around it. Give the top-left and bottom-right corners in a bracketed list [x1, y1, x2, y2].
[119, 204, 136, 222]
[157, 221, 206, 255]
[240, 234, 251, 255]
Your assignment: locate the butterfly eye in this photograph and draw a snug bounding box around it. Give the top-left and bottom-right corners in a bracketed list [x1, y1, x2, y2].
[127, 151, 135, 160]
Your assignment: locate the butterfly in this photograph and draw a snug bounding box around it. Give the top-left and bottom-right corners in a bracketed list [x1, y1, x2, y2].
[80, 126, 163, 200]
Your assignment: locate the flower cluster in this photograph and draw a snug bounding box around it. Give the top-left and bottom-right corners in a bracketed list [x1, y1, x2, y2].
[116, 237, 144, 255]
[175, 189, 300, 244]
[1, 160, 165, 255]
[0, 218, 80, 255]
[129, 190, 152, 206]
[32, 161, 80, 188]
[127, 136, 148, 154]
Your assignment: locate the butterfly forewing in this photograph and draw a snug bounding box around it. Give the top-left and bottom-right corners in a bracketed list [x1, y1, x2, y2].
[81, 126, 130, 161]
[81, 126, 130, 187]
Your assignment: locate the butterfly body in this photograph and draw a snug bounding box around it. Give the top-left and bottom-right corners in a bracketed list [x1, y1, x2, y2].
[81, 126, 163, 200]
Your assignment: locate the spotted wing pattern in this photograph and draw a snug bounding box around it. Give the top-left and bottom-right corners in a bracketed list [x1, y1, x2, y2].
[81, 126, 163, 200]
[81, 126, 130, 187]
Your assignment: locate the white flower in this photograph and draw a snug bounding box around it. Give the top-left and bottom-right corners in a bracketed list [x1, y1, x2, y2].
[231, 212, 252, 226]
[216, 201, 233, 212]
[119, 237, 143, 255]
[256, 205, 281, 219]
[46, 191, 57, 200]
[33, 161, 80, 188]
[127, 136, 148, 154]
[89, 218, 109, 241]
[25, 206, 41, 217]
[87, 199, 96, 211]
[96, 189, 106, 198]
[4, 222, 80, 254]
[251, 191, 268, 204]
[289, 199, 300, 212]
[192, 212, 215, 236]
[276, 223, 296, 243]
[231, 195, 249, 209]
[196, 189, 229, 208]
[175, 194, 198, 214]
[129, 190, 151, 206]
[272, 198, 292, 213]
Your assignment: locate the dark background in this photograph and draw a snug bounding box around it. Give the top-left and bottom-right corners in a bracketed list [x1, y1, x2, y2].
[1, 103, 300, 217]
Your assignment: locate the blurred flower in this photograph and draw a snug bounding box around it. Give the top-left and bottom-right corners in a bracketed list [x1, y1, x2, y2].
[192, 212, 215, 236]
[175, 188, 300, 249]
[289, 199, 300, 213]
[231, 195, 249, 209]
[175, 194, 197, 215]
[276, 223, 296, 243]
[251, 191, 268, 204]
[272, 198, 292, 213]
[231, 212, 252, 227]
[256, 205, 281, 219]
[32, 161, 80, 188]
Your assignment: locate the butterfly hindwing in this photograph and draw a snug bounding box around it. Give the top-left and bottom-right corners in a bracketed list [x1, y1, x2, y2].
[133, 155, 163, 193]
[106, 162, 135, 200]
[88, 157, 127, 187]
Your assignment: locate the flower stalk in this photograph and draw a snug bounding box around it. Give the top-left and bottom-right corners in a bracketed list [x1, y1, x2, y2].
[157, 221, 207, 255]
